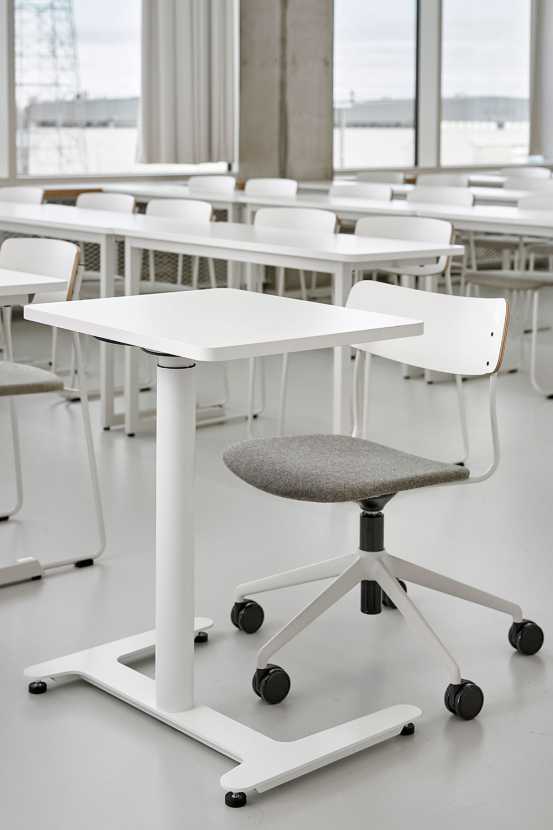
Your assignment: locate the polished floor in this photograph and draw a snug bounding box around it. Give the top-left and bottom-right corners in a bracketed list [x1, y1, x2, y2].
[1, 309, 553, 829]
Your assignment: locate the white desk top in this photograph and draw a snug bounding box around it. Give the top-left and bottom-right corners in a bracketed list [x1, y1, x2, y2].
[0, 268, 67, 298]
[25, 288, 423, 362]
[414, 203, 553, 234]
[123, 220, 463, 263]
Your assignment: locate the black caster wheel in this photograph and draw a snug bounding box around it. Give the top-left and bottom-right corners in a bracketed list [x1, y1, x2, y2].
[225, 791, 247, 808]
[444, 679, 484, 720]
[252, 664, 291, 704]
[400, 722, 415, 736]
[382, 579, 407, 609]
[508, 619, 544, 655]
[194, 631, 208, 644]
[28, 680, 47, 695]
[231, 600, 264, 634]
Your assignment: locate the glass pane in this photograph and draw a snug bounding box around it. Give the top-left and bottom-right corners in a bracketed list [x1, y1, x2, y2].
[333, 0, 417, 171]
[441, 0, 531, 167]
[14, 0, 227, 177]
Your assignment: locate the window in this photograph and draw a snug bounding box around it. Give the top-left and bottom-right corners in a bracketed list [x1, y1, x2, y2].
[13, 0, 227, 178]
[333, 0, 417, 171]
[440, 0, 532, 167]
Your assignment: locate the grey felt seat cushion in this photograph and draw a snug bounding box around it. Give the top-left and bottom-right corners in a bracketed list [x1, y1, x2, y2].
[0, 362, 64, 397]
[223, 434, 469, 503]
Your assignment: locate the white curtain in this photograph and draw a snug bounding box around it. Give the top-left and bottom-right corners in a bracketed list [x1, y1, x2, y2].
[138, 0, 237, 164]
[529, 0, 553, 160]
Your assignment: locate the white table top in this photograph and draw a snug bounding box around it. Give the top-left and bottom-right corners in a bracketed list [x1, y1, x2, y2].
[0, 268, 67, 298]
[413, 203, 553, 235]
[25, 288, 423, 362]
[123, 220, 463, 263]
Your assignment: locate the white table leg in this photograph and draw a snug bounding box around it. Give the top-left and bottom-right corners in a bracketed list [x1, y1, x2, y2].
[99, 235, 117, 430]
[332, 263, 354, 434]
[227, 204, 241, 288]
[124, 241, 141, 436]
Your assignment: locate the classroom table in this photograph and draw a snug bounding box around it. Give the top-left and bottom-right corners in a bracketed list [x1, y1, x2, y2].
[122, 222, 462, 435]
[0, 268, 69, 587]
[24, 289, 423, 805]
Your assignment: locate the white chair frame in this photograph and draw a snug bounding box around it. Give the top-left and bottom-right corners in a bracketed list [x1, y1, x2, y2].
[145, 199, 215, 288]
[233, 283, 523, 717]
[0, 186, 44, 204]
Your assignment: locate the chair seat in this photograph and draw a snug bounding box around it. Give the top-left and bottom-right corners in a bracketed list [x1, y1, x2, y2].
[464, 270, 553, 291]
[223, 434, 469, 503]
[0, 362, 64, 397]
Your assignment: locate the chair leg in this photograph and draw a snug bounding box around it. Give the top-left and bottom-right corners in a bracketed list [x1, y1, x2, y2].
[529, 290, 552, 396]
[177, 254, 184, 285]
[192, 256, 200, 290]
[299, 270, 307, 300]
[276, 267, 285, 296]
[455, 374, 470, 464]
[1, 398, 24, 519]
[149, 249, 156, 283]
[371, 557, 462, 685]
[208, 258, 217, 289]
[277, 353, 289, 436]
[385, 553, 523, 621]
[256, 556, 364, 669]
[50, 327, 59, 371]
[237, 553, 357, 602]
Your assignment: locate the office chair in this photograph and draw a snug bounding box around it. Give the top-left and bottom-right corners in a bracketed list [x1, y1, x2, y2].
[224, 281, 544, 719]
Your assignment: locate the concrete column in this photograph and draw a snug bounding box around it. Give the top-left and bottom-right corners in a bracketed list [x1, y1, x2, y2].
[239, 0, 333, 181]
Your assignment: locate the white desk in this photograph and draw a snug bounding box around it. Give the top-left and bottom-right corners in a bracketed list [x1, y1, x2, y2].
[413, 203, 553, 238]
[24, 289, 423, 805]
[122, 223, 462, 435]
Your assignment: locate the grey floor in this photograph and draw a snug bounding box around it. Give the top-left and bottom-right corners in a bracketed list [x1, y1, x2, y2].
[1, 306, 553, 830]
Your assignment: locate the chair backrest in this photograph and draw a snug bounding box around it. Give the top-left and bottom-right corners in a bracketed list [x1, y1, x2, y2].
[416, 173, 469, 187]
[499, 166, 551, 179]
[76, 192, 135, 213]
[330, 183, 393, 201]
[517, 194, 553, 211]
[406, 186, 475, 207]
[503, 176, 553, 192]
[254, 207, 337, 233]
[0, 186, 44, 205]
[146, 198, 212, 223]
[188, 175, 236, 195]
[245, 178, 298, 198]
[358, 171, 405, 183]
[347, 279, 508, 376]
[355, 214, 453, 276]
[0, 237, 80, 300]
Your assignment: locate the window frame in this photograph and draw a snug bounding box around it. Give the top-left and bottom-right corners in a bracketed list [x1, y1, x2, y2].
[0, 0, 237, 185]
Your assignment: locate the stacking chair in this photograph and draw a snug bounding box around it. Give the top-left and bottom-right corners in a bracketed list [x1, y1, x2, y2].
[0, 187, 44, 204]
[0, 242, 105, 585]
[464, 193, 553, 396]
[358, 171, 405, 183]
[499, 166, 551, 179]
[416, 173, 469, 187]
[246, 208, 337, 435]
[503, 177, 553, 193]
[330, 183, 393, 201]
[188, 175, 236, 196]
[406, 185, 474, 209]
[245, 178, 298, 199]
[76, 192, 135, 213]
[224, 281, 543, 718]
[145, 198, 214, 288]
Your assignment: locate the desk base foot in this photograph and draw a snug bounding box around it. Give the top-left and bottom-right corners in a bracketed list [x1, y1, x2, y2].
[0, 557, 44, 587]
[25, 628, 421, 803]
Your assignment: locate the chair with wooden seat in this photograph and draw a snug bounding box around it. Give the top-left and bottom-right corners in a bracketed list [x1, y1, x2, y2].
[224, 280, 544, 717]
[0, 257, 105, 586]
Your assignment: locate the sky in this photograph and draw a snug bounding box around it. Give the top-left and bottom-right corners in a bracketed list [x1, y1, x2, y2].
[333, 0, 531, 104]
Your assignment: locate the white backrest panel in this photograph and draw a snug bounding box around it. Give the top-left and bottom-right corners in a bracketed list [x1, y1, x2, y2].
[188, 175, 236, 194]
[517, 194, 553, 211]
[0, 237, 79, 280]
[245, 178, 298, 198]
[254, 208, 337, 233]
[0, 187, 44, 204]
[407, 186, 474, 207]
[355, 214, 453, 245]
[416, 173, 469, 187]
[499, 166, 551, 179]
[504, 176, 553, 192]
[347, 280, 508, 376]
[146, 199, 212, 222]
[358, 171, 405, 183]
[76, 192, 135, 213]
[331, 183, 393, 201]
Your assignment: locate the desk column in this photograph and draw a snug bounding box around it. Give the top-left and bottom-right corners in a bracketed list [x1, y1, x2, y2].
[332, 262, 354, 434]
[124, 239, 141, 436]
[99, 235, 117, 429]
